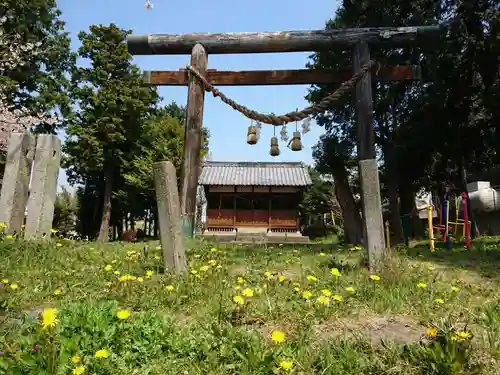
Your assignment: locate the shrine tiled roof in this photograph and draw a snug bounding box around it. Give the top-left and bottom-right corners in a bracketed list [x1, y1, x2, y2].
[199, 161, 312, 187]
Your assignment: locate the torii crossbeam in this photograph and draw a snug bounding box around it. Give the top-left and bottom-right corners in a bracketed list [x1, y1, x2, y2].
[127, 25, 443, 271]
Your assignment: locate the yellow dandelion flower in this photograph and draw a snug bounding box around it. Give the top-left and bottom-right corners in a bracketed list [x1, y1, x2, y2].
[56, 243, 63, 247]
[111, 259, 118, 264]
[302, 290, 312, 300]
[417, 282, 427, 288]
[233, 295, 245, 305]
[104, 265, 112, 271]
[451, 286, 460, 293]
[72, 366, 85, 375]
[425, 327, 438, 338]
[116, 309, 131, 320]
[279, 360, 294, 370]
[332, 295, 343, 302]
[278, 275, 286, 282]
[319, 252, 326, 256]
[208, 259, 217, 266]
[71, 355, 81, 364]
[94, 349, 109, 358]
[50, 228, 58, 234]
[53, 289, 62, 295]
[137, 277, 144, 282]
[427, 266, 434, 270]
[306, 275, 317, 281]
[10, 283, 18, 289]
[41, 308, 57, 329]
[146, 270, 153, 278]
[190, 270, 198, 275]
[434, 298, 445, 304]
[166, 285, 175, 291]
[237, 277, 246, 284]
[369, 275, 380, 281]
[321, 289, 332, 297]
[210, 247, 217, 252]
[345, 286, 355, 292]
[350, 245, 362, 251]
[200, 265, 210, 272]
[113, 271, 120, 275]
[264, 271, 273, 279]
[2, 279, 9, 284]
[6, 235, 13, 239]
[242, 288, 254, 297]
[451, 330, 472, 341]
[271, 330, 286, 343]
[119, 275, 137, 281]
[317, 295, 330, 305]
[330, 268, 342, 277]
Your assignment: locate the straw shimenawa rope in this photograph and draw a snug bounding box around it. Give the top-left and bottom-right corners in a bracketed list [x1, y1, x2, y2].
[186, 60, 376, 125]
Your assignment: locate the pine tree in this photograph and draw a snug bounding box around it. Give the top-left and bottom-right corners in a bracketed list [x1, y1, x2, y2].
[64, 24, 158, 242]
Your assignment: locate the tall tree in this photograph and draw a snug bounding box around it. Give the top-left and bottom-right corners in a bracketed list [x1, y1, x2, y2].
[0, 0, 74, 128]
[0, 0, 74, 179]
[64, 24, 158, 242]
[308, 0, 499, 242]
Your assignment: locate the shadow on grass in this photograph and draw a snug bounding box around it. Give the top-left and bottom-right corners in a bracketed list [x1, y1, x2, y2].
[403, 237, 500, 280]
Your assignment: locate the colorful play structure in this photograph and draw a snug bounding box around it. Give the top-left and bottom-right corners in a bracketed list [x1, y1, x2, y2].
[427, 192, 471, 251]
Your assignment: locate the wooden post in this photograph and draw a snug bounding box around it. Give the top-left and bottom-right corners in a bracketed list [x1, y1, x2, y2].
[25, 135, 61, 239]
[353, 42, 386, 271]
[179, 43, 207, 238]
[0, 133, 35, 235]
[153, 161, 187, 274]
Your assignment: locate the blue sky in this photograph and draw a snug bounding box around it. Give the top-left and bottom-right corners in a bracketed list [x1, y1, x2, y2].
[56, 0, 340, 188]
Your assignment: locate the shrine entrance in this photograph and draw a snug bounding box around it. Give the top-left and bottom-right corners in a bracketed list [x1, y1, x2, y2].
[127, 25, 444, 270]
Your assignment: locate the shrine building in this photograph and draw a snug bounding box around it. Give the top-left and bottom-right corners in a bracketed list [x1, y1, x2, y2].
[199, 161, 312, 241]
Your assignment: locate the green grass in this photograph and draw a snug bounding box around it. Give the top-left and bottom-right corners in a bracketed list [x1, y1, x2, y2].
[1, 235, 500, 374]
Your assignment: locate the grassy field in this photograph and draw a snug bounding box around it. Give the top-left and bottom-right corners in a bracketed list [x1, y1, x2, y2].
[1, 235, 500, 374]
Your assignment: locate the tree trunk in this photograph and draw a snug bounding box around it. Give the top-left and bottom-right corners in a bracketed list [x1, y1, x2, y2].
[153, 206, 159, 238]
[97, 169, 113, 243]
[333, 168, 363, 245]
[384, 142, 404, 244]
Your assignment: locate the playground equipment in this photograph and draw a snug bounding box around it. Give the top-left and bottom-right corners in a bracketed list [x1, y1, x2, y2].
[427, 192, 471, 251]
[384, 217, 410, 249]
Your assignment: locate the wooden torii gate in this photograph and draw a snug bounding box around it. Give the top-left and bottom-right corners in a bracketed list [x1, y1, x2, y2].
[127, 26, 442, 270]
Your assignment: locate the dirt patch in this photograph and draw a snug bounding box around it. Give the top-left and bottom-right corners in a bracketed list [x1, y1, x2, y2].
[313, 313, 424, 345]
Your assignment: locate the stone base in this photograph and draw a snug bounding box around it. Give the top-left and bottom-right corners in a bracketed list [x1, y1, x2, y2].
[201, 230, 310, 244]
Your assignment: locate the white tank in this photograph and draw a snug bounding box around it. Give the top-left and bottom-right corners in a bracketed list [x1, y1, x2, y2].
[467, 181, 500, 212]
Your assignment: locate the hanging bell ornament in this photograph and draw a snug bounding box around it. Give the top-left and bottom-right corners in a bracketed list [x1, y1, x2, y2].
[269, 136, 280, 157]
[280, 125, 288, 142]
[144, 0, 153, 10]
[301, 118, 311, 134]
[247, 125, 258, 145]
[290, 131, 303, 151]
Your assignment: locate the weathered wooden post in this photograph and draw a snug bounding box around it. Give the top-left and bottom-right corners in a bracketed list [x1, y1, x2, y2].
[153, 160, 187, 273]
[25, 135, 61, 239]
[0, 133, 35, 234]
[353, 42, 386, 271]
[179, 43, 207, 238]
